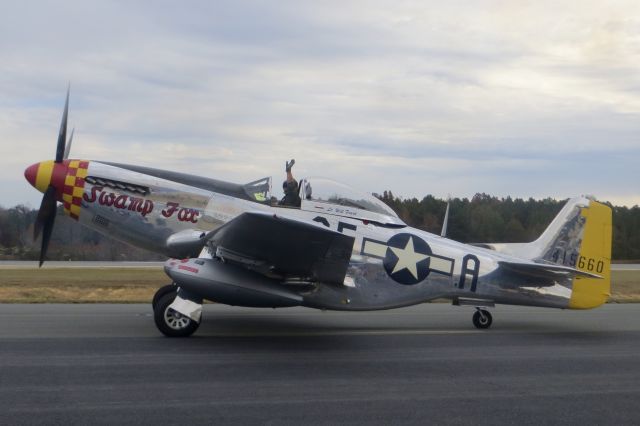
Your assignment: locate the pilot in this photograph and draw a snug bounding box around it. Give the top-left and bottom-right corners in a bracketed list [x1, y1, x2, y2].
[279, 159, 301, 207]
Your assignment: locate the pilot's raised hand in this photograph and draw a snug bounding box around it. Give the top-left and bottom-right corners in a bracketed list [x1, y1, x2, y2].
[285, 159, 295, 172]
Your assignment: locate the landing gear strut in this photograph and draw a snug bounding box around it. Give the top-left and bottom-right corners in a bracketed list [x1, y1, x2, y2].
[472, 308, 493, 329]
[152, 285, 200, 337]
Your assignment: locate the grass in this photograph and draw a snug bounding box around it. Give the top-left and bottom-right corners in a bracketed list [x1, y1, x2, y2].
[0, 267, 168, 303]
[609, 270, 640, 303]
[0, 266, 639, 303]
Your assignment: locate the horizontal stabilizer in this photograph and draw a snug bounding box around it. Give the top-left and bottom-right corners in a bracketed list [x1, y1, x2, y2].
[499, 261, 602, 280]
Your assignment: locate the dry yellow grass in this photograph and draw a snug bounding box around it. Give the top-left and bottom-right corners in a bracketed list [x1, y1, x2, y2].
[0, 267, 168, 303]
[609, 270, 640, 303]
[0, 266, 638, 303]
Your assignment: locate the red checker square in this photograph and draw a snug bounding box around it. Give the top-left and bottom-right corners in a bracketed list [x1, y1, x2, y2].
[63, 185, 74, 194]
[75, 177, 84, 186]
[79, 161, 89, 169]
[67, 168, 77, 176]
[63, 201, 71, 210]
[72, 197, 82, 206]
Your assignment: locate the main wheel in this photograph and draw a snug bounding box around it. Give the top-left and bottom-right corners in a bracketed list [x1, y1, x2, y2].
[472, 309, 493, 329]
[152, 283, 178, 310]
[153, 292, 200, 337]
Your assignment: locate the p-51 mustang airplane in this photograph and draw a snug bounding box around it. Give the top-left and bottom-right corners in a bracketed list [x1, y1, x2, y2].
[25, 90, 612, 337]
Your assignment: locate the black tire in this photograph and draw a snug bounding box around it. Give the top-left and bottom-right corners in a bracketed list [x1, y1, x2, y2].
[153, 292, 200, 337]
[472, 309, 493, 329]
[152, 283, 177, 310]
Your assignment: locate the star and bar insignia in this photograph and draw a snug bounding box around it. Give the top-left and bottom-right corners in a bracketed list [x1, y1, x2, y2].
[360, 233, 454, 285]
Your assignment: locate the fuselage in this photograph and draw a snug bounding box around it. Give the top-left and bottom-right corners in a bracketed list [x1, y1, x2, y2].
[24, 159, 584, 311]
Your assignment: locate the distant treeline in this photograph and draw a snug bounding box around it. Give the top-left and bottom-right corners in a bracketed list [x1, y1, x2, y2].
[1, 193, 639, 260]
[0, 205, 164, 261]
[376, 192, 639, 260]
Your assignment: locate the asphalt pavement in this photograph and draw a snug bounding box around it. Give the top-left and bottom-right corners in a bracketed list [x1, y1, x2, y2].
[1, 261, 638, 269]
[0, 303, 638, 425]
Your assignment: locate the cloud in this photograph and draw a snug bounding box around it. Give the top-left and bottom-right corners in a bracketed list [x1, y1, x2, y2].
[1, 0, 639, 209]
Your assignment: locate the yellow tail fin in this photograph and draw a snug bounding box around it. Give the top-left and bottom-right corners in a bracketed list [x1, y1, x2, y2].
[568, 200, 612, 309]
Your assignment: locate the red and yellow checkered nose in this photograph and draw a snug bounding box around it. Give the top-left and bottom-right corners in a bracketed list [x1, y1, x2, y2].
[24, 160, 89, 220]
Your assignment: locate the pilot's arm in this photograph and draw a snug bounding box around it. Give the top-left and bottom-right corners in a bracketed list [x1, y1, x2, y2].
[286, 159, 295, 182]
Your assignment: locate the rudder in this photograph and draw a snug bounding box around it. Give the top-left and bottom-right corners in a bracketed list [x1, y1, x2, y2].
[568, 200, 612, 309]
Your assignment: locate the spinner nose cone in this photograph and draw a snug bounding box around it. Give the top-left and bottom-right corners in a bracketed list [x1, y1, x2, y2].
[24, 160, 59, 194]
[24, 163, 40, 190]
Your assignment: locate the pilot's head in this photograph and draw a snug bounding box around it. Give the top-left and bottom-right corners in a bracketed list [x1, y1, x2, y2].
[283, 179, 298, 194]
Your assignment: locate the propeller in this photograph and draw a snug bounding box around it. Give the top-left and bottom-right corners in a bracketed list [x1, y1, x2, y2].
[63, 128, 74, 161]
[33, 86, 74, 267]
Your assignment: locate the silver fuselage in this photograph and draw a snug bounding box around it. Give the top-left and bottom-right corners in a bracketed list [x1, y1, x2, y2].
[69, 161, 575, 311]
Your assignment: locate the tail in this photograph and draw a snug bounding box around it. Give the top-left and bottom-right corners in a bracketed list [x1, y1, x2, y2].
[486, 197, 612, 309]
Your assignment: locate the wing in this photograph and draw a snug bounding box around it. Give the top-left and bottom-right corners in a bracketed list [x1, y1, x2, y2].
[499, 260, 602, 280]
[206, 212, 354, 284]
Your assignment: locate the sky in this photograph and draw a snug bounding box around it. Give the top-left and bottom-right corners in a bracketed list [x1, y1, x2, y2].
[1, 0, 639, 208]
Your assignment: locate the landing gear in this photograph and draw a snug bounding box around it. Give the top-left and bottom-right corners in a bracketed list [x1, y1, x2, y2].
[152, 283, 178, 310]
[153, 290, 200, 338]
[472, 308, 493, 329]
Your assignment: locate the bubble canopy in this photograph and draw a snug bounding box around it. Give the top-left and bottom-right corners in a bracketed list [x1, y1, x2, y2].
[299, 177, 405, 225]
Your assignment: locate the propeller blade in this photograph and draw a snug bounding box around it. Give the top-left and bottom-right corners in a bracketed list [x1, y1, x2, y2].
[38, 204, 57, 267]
[55, 86, 70, 163]
[63, 127, 74, 160]
[33, 185, 58, 267]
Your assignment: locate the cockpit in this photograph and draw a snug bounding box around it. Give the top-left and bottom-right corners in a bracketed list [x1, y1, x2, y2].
[242, 176, 405, 226]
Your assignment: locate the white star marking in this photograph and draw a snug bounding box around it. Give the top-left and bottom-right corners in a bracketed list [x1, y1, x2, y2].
[389, 236, 430, 279]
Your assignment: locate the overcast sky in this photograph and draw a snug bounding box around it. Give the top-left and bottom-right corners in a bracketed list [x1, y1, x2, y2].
[1, 0, 639, 208]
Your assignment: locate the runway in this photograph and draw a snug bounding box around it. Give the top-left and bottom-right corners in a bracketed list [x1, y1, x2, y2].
[1, 260, 638, 269]
[0, 304, 638, 425]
